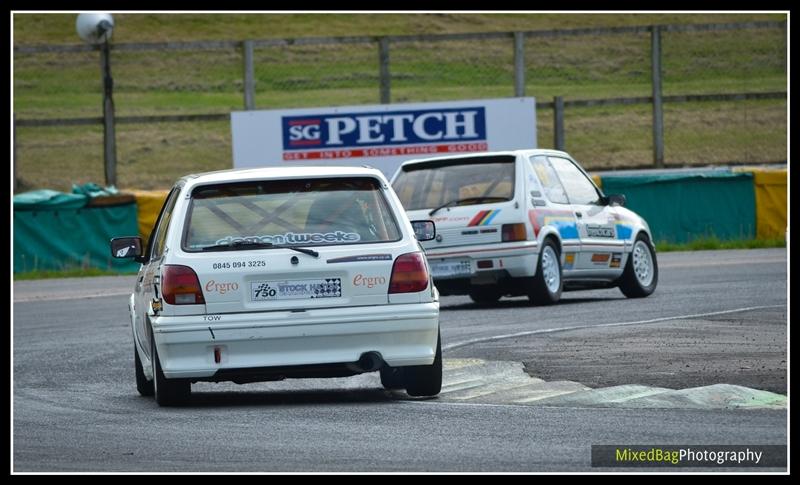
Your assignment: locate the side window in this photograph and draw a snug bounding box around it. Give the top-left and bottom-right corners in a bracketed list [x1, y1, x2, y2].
[548, 156, 601, 205]
[529, 156, 569, 204]
[149, 187, 181, 260]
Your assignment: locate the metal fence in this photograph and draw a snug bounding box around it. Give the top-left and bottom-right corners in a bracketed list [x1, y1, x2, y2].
[13, 20, 787, 191]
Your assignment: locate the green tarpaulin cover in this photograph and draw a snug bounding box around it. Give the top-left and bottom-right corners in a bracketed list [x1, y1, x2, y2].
[601, 171, 755, 244]
[14, 188, 140, 273]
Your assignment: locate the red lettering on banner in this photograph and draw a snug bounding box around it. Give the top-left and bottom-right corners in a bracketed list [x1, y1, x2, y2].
[282, 142, 489, 161]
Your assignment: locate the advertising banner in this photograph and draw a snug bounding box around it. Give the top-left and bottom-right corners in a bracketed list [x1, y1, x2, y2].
[231, 97, 536, 176]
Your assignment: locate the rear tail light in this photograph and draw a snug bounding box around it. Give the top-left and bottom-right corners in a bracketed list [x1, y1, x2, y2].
[162, 265, 206, 305]
[389, 252, 429, 294]
[502, 223, 528, 242]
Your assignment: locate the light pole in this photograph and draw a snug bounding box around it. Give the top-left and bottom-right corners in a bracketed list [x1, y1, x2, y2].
[77, 13, 117, 187]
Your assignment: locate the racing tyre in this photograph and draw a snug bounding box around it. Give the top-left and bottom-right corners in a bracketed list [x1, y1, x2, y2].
[404, 332, 442, 397]
[151, 336, 190, 407]
[135, 343, 154, 396]
[379, 366, 406, 390]
[468, 287, 502, 305]
[526, 239, 562, 305]
[618, 234, 658, 298]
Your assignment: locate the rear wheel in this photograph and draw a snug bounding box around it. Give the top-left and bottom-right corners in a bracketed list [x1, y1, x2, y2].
[404, 332, 442, 397]
[134, 343, 154, 397]
[618, 234, 658, 298]
[468, 287, 502, 305]
[379, 366, 406, 390]
[526, 239, 562, 305]
[151, 336, 190, 407]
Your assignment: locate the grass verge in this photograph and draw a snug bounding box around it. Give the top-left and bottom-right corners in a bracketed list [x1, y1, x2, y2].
[655, 237, 786, 252]
[14, 267, 138, 280]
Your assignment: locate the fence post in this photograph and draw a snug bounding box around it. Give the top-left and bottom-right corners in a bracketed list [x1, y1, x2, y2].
[514, 32, 525, 97]
[243, 40, 256, 110]
[379, 37, 391, 104]
[99, 41, 117, 187]
[651, 25, 665, 168]
[554, 96, 565, 151]
[13, 114, 18, 192]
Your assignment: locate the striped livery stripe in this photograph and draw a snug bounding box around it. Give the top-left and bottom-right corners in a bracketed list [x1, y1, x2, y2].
[468, 209, 501, 226]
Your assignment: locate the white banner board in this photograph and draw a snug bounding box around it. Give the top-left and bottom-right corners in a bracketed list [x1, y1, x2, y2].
[231, 97, 536, 177]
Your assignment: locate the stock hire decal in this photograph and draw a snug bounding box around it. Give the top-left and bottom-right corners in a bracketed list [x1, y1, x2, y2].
[281, 107, 487, 160]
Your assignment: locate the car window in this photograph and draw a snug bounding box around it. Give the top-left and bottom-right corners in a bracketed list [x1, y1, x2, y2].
[547, 156, 601, 205]
[182, 177, 402, 251]
[150, 187, 181, 260]
[529, 156, 569, 204]
[393, 155, 515, 211]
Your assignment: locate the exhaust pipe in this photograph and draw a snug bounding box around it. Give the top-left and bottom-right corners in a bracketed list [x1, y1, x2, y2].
[354, 352, 383, 372]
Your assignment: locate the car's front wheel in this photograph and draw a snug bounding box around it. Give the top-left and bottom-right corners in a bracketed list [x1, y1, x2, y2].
[151, 336, 190, 407]
[134, 343, 154, 397]
[618, 234, 658, 298]
[403, 332, 442, 397]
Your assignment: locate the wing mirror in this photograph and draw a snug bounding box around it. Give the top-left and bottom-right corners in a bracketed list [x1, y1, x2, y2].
[110, 236, 145, 263]
[410, 220, 436, 242]
[605, 194, 626, 207]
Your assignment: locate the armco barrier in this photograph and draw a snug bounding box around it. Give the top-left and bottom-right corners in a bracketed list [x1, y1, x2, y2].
[128, 189, 170, 243]
[14, 203, 140, 273]
[600, 171, 756, 244]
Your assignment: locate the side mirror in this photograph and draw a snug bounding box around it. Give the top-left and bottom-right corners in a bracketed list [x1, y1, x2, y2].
[410, 220, 436, 242]
[606, 194, 626, 207]
[110, 236, 144, 261]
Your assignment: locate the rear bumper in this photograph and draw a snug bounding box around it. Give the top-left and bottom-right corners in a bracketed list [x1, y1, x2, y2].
[151, 302, 439, 379]
[425, 241, 539, 280]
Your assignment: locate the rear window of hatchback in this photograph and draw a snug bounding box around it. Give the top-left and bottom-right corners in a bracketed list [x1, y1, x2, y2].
[181, 177, 403, 252]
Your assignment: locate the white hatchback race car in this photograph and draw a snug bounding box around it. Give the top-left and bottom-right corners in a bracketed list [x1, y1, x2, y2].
[111, 167, 441, 406]
[391, 149, 658, 305]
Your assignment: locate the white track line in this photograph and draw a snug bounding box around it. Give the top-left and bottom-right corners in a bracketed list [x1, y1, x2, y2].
[443, 305, 786, 352]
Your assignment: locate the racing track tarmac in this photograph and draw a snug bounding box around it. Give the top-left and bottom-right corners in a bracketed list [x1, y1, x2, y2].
[13, 249, 788, 472]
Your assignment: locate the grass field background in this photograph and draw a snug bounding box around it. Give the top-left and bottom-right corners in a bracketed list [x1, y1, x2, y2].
[13, 13, 787, 192]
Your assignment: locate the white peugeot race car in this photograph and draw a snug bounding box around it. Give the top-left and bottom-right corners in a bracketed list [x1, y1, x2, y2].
[391, 149, 658, 305]
[112, 167, 440, 406]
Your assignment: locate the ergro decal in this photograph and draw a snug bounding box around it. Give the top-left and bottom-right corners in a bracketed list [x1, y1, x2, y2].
[353, 274, 387, 289]
[204, 280, 239, 295]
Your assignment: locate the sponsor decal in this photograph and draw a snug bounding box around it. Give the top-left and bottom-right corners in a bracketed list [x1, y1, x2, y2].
[205, 280, 240, 295]
[468, 209, 501, 227]
[591, 253, 611, 264]
[215, 231, 360, 246]
[564, 253, 576, 270]
[327, 254, 392, 264]
[353, 274, 387, 289]
[251, 278, 342, 301]
[586, 225, 615, 238]
[432, 215, 471, 224]
[282, 107, 488, 160]
[610, 253, 622, 268]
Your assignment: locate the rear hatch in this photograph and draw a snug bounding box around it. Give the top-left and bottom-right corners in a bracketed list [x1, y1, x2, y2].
[178, 176, 404, 314]
[392, 155, 520, 251]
